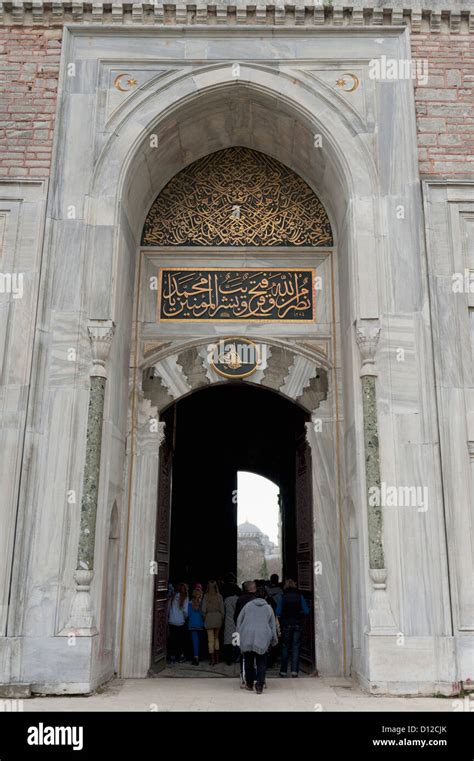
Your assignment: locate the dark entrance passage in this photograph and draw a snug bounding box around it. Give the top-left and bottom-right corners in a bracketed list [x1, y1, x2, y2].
[151, 383, 315, 672]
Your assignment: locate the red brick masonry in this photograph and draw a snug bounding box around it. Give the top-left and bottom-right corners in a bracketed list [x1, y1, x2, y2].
[0, 26, 472, 179]
[412, 34, 474, 177]
[0, 26, 60, 178]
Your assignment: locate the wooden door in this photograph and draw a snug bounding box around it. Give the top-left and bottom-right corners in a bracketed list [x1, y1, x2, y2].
[151, 406, 174, 671]
[295, 430, 315, 668]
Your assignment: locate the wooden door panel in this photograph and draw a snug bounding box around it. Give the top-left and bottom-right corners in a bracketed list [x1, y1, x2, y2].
[295, 431, 315, 667]
[151, 409, 173, 670]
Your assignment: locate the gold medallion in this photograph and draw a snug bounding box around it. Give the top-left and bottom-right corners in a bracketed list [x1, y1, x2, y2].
[209, 337, 261, 379]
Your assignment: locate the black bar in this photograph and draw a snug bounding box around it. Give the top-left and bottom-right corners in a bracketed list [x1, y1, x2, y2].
[0, 710, 471, 759]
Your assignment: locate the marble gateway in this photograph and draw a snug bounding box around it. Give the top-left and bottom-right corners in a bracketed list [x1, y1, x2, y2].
[0, 0, 473, 697]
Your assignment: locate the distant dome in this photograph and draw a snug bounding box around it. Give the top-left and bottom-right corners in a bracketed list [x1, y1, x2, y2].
[238, 521, 263, 535]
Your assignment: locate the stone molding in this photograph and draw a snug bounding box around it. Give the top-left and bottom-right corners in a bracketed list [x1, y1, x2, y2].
[88, 319, 115, 379]
[58, 570, 98, 637]
[355, 320, 380, 378]
[367, 568, 398, 634]
[0, 1, 472, 33]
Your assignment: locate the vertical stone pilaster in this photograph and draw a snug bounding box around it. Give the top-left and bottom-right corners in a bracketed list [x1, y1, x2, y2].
[304, 390, 344, 676]
[60, 320, 115, 637]
[121, 396, 165, 677]
[361, 373, 384, 570]
[356, 321, 397, 634]
[77, 321, 115, 571]
[77, 374, 106, 571]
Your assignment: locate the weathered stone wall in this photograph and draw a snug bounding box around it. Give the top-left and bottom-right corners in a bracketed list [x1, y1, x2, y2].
[0, 1, 472, 695]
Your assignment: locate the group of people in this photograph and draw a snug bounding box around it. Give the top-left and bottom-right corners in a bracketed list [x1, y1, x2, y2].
[167, 573, 309, 694]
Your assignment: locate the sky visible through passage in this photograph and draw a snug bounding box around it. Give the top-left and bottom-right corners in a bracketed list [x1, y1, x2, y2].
[237, 471, 280, 544]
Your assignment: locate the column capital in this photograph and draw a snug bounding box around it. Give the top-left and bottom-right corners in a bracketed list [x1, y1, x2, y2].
[87, 319, 115, 378]
[157, 421, 166, 448]
[134, 396, 165, 456]
[355, 320, 380, 377]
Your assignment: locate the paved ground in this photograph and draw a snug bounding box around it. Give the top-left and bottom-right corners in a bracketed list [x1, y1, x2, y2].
[21, 675, 462, 712]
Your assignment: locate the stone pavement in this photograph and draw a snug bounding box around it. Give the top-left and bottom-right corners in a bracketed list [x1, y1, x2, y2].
[22, 676, 461, 713]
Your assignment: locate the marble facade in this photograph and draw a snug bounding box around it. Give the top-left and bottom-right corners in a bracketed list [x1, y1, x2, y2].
[0, 6, 473, 696]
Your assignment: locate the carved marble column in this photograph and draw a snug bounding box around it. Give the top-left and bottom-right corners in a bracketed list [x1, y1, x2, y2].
[121, 395, 165, 677]
[61, 320, 115, 636]
[355, 320, 397, 634]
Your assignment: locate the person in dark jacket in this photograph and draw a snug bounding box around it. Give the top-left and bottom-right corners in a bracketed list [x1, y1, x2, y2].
[276, 578, 309, 677]
[234, 580, 256, 623]
[221, 572, 242, 600]
[261, 582, 278, 666]
[266, 574, 283, 607]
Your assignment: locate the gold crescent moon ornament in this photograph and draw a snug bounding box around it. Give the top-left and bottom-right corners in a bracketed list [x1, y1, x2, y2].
[336, 72, 360, 93]
[113, 73, 138, 93]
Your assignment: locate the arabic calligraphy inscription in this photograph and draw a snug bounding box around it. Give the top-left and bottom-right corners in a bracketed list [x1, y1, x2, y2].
[158, 269, 315, 322]
[142, 147, 333, 247]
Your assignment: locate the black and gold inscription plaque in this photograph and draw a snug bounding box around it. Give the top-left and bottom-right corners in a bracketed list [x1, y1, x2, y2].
[158, 268, 315, 322]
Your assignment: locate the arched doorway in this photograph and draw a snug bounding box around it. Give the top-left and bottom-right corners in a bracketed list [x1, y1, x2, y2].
[151, 383, 316, 673]
[132, 145, 338, 676]
[120, 141, 347, 682]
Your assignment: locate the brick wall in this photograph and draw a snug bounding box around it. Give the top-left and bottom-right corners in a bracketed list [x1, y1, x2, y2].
[0, 25, 473, 180]
[412, 34, 474, 178]
[0, 26, 60, 178]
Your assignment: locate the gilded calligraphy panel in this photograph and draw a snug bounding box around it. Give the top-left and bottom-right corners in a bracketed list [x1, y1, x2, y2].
[158, 268, 315, 322]
[142, 147, 333, 248]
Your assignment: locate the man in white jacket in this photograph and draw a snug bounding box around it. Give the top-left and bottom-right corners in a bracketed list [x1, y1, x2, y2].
[236, 586, 278, 694]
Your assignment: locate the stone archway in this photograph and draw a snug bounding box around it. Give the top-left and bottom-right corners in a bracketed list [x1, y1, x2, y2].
[6, 26, 453, 696]
[80, 65, 378, 684]
[143, 342, 329, 415]
[121, 324, 344, 678]
[12, 38, 393, 693]
[117, 139, 351, 679]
